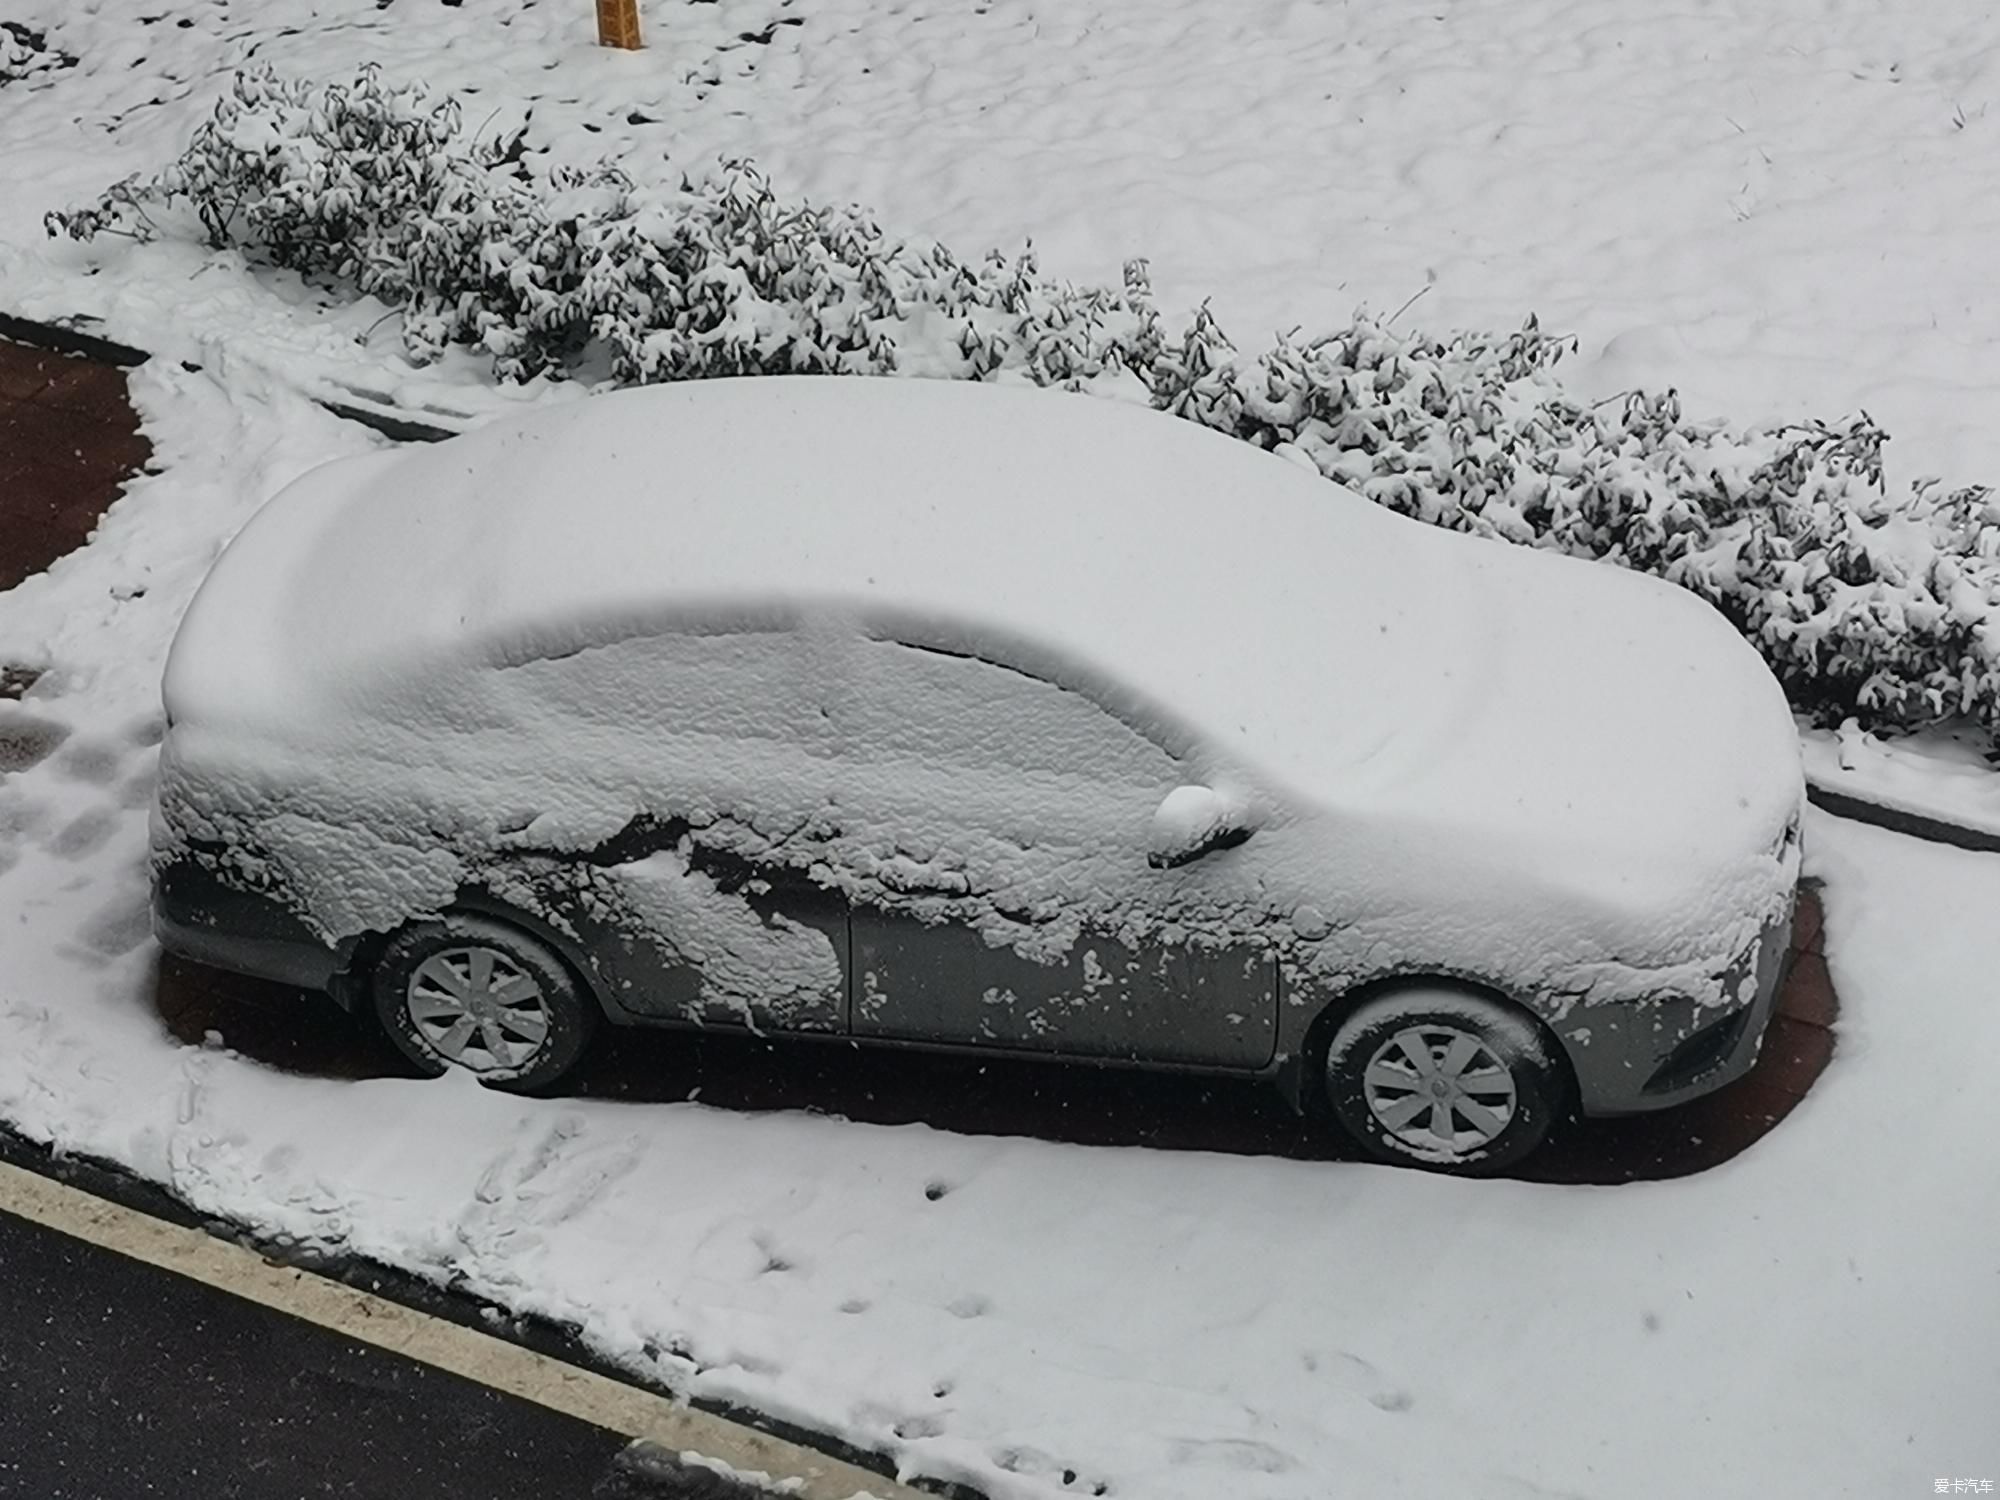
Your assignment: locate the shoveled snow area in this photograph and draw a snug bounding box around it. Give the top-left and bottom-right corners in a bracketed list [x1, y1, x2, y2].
[2, 365, 1996, 1500]
[1, 0, 1998, 492]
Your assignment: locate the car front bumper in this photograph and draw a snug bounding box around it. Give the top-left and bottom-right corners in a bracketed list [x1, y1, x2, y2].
[1562, 892, 1796, 1117]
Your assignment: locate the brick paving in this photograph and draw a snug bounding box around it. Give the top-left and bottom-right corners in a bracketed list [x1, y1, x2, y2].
[0, 336, 150, 593]
[8, 331, 1838, 1184]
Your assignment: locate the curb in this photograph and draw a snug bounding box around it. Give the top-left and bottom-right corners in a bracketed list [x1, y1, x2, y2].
[0, 310, 148, 367]
[1803, 780, 2000, 856]
[316, 395, 459, 444]
[601, 1441, 827, 1498]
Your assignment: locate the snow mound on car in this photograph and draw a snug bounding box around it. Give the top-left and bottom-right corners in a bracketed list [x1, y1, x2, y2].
[158, 377, 1800, 1004]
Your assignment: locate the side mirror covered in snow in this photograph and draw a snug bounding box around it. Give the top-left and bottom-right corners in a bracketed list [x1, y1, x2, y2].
[1148, 784, 1256, 869]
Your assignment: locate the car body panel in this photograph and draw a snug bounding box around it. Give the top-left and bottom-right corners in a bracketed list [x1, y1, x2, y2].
[153, 849, 351, 994]
[852, 913, 1278, 1067]
[485, 841, 851, 1035]
[152, 839, 1794, 1117]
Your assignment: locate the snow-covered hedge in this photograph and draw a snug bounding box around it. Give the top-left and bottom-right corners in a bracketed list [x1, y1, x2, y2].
[0, 20, 74, 84]
[49, 66, 2000, 746]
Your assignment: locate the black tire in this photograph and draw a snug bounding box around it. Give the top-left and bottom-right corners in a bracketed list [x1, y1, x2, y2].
[370, 913, 597, 1094]
[1322, 988, 1563, 1175]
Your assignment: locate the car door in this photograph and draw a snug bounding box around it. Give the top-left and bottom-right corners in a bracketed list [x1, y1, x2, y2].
[834, 636, 1277, 1068]
[485, 623, 850, 1034]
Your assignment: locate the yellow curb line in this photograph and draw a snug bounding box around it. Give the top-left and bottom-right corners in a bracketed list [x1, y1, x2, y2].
[0, 1158, 924, 1500]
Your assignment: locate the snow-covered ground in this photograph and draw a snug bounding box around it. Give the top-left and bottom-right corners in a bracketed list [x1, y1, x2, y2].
[5, 0, 2000, 491]
[4, 1, 2000, 1495]
[3, 370, 1999, 1498]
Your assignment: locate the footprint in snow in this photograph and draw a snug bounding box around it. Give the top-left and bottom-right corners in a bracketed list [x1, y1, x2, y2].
[1299, 1348, 1415, 1411]
[753, 1232, 803, 1276]
[1167, 1437, 1296, 1474]
[77, 893, 152, 957]
[473, 1113, 586, 1204]
[993, 1447, 1109, 1494]
[117, 767, 159, 809]
[472, 1118, 642, 1231]
[0, 789, 51, 840]
[1330, 1349, 1416, 1412]
[47, 807, 120, 859]
[53, 736, 126, 786]
[0, 708, 68, 775]
[261, 1143, 301, 1174]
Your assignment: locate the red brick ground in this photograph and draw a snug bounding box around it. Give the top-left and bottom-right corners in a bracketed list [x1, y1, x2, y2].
[1, 332, 1838, 1183]
[0, 338, 151, 594]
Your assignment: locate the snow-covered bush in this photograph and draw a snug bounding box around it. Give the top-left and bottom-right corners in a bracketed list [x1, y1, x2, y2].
[1149, 317, 2000, 739]
[0, 20, 74, 84]
[43, 67, 1155, 387]
[48, 66, 2000, 746]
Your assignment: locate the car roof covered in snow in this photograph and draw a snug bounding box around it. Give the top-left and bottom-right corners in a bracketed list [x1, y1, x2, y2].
[164, 375, 1786, 823]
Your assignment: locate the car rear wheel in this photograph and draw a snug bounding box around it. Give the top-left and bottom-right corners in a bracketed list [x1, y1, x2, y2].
[1322, 989, 1563, 1174]
[370, 914, 596, 1093]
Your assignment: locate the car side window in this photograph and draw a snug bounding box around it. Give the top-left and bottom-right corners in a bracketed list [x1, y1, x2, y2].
[843, 638, 1183, 788]
[493, 627, 836, 753]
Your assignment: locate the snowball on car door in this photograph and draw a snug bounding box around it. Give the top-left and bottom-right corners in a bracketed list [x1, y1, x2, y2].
[151, 375, 1804, 1172]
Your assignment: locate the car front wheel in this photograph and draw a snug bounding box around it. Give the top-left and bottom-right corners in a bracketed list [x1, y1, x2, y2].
[370, 913, 597, 1093]
[1323, 989, 1564, 1174]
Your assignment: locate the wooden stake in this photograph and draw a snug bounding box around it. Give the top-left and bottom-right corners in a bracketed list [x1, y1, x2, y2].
[596, 0, 641, 50]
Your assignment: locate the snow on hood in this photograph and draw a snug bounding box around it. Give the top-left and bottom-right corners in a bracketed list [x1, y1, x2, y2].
[162, 376, 1801, 948]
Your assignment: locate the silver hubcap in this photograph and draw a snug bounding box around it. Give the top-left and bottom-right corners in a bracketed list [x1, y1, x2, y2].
[406, 946, 551, 1074]
[1361, 1024, 1519, 1157]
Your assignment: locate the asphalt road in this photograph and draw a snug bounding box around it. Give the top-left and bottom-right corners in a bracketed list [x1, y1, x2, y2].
[0, 1203, 630, 1500]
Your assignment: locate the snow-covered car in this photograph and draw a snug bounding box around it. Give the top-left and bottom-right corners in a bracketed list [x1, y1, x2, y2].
[151, 376, 1804, 1171]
